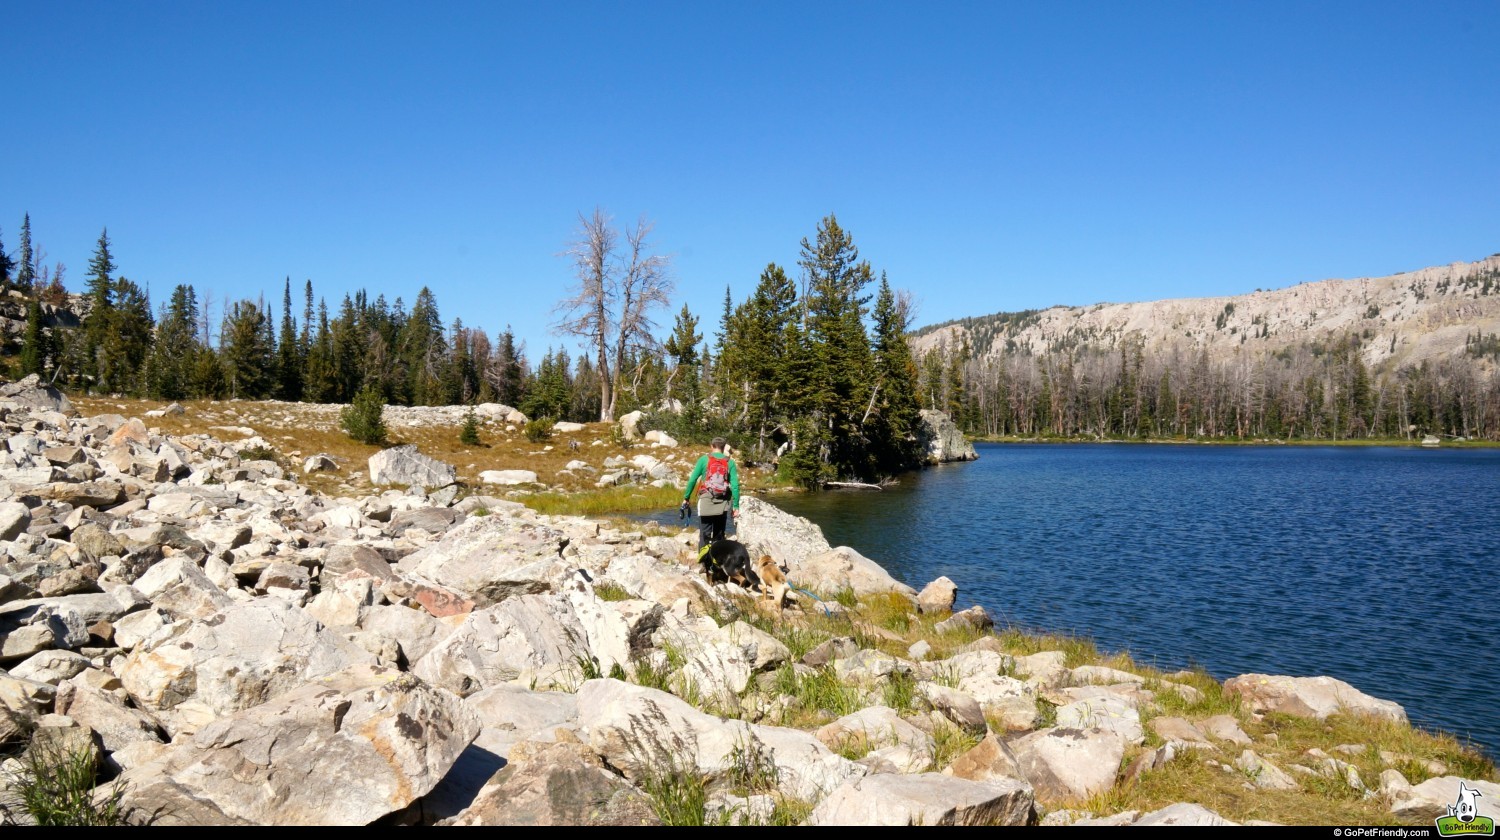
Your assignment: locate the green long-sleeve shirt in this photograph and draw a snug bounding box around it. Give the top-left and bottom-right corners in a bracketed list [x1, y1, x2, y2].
[683, 453, 740, 510]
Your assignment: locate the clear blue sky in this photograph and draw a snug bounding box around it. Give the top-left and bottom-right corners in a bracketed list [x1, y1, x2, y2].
[6, 2, 1497, 360]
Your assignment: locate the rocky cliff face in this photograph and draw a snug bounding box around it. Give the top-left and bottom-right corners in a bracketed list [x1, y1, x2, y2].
[912, 254, 1500, 372]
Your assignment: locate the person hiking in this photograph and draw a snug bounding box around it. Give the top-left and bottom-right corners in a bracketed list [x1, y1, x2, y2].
[681, 437, 740, 552]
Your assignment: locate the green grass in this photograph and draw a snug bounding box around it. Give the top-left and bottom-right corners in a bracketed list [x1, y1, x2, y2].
[931, 722, 983, 772]
[594, 581, 633, 602]
[2, 735, 128, 826]
[519, 484, 684, 516]
[881, 669, 919, 715]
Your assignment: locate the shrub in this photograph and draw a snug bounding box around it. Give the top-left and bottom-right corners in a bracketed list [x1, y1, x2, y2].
[459, 408, 481, 446]
[2, 734, 128, 826]
[238, 444, 278, 463]
[523, 417, 553, 442]
[340, 387, 387, 445]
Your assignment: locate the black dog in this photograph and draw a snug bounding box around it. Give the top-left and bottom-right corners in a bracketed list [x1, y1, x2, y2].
[698, 539, 760, 589]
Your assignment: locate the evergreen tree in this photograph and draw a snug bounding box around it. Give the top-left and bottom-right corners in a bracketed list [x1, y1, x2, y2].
[146, 285, 201, 400]
[99, 277, 153, 394]
[85, 228, 116, 311]
[221, 300, 275, 399]
[663, 303, 702, 413]
[488, 328, 525, 407]
[304, 298, 338, 402]
[277, 278, 303, 400]
[869, 275, 923, 469]
[19, 300, 46, 376]
[798, 214, 876, 478]
[0, 226, 11, 290]
[79, 228, 117, 389]
[16, 214, 34, 290]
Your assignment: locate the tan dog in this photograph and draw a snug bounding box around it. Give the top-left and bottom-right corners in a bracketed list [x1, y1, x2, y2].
[754, 555, 790, 615]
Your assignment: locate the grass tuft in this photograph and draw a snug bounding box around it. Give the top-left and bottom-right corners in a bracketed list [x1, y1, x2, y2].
[2, 735, 128, 826]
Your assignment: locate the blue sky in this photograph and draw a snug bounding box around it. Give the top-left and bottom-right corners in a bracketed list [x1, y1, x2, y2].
[6, 2, 1497, 359]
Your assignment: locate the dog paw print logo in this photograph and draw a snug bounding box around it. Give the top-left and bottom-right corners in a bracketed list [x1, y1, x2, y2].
[1436, 781, 1495, 837]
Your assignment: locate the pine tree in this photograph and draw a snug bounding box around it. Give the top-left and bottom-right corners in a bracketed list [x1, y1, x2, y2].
[798, 214, 876, 478]
[277, 278, 302, 400]
[16, 214, 34, 291]
[304, 298, 338, 403]
[147, 285, 201, 399]
[869, 275, 922, 469]
[0, 226, 11, 290]
[19, 300, 46, 376]
[663, 303, 702, 411]
[221, 300, 275, 399]
[79, 228, 117, 389]
[98, 277, 153, 394]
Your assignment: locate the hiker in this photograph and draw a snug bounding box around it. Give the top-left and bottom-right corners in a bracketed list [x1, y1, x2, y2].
[681, 437, 740, 552]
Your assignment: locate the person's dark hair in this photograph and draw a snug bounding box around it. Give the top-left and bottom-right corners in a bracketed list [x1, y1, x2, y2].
[711, 437, 726, 450]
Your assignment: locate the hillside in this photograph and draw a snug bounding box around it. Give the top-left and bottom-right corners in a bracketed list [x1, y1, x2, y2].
[912, 254, 1500, 373]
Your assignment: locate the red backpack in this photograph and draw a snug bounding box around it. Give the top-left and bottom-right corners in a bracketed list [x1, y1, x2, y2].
[701, 455, 731, 502]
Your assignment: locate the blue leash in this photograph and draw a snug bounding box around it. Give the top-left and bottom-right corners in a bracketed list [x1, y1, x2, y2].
[790, 586, 833, 616]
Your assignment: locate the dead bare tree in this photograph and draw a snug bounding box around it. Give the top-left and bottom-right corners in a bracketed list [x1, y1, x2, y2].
[553, 209, 673, 422]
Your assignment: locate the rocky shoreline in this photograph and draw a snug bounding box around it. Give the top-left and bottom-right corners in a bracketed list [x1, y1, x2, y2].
[0, 377, 1494, 826]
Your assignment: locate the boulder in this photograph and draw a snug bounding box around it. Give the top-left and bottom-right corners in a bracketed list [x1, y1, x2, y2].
[1390, 777, 1500, 821]
[479, 469, 539, 486]
[0, 374, 73, 414]
[412, 591, 595, 695]
[1224, 674, 1407, 723]
[389, 506, 463, 537]
[816, 706, 935, 770]
[10, 649, 92, 684]
[644, 430, 677, 448]
[796, 546, 916, 598]
[674, 639, 753, 710]
[553, 421, 585, 433]
[946, 732, 1026, 781]
[618, 410, 645, 441]
[0, 502, 31, 541]
[920, 683, 987, 734]
[40, 480, 125, 508]
[736, 496, 832, 573]
[322, 543, 398, 586]
[1055, 693, 1143, 744]
[116, 665, 479, 826]
[916, 409, 977, 464]
[935, 605, 992, 634]
[807, 773, 1033, 826]
[474, 403, 527, 424]
[302, 454, 338, 474]
[118, 599, 376, 723]
[957, 673, 1036, 730]
[917, 576, 958, 613]
[444, 735, 658, 826]
[397, 514, 570, 607]
[55, 682, 164, 754]
[368, 445, 457, 490]
[131, 557, 233, 620]
[1148, 716, 1214, 749]
[1133, 803, 1239, 826]
[709, 621, 790, 672]
[577, 679, 865, 802]
[1008, 726, 1128, 802]
[1200, 713, 1253, 745]
[1235, 749, 1300, 790]
[357, 604, 452, 665]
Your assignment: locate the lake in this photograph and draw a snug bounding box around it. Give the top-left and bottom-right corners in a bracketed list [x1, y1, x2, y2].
[766, 442, 1500, 761]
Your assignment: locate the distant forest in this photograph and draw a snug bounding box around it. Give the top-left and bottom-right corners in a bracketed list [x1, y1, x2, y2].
[0, 213, 927, 485]
[910, 294, 1500, 443]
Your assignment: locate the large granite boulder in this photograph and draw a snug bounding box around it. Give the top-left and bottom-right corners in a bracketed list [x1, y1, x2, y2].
[576, 679, 865, 802]
[1388, 776, 1500, 821]
[443, 736, 658, 826]
[807, 773, 1034, 826]
[0, 374, 73, 414]
[396, 514, 571, 607]
[115, 665, 479, 825]
[118, 599, 376, 726]
[735, 496, 832, 572]
[1224, 674, 1408, 723]
[796, 546, 916, 598]
[368, 445, 457, 490]
[1008, 726, 1127, 802]
[917, 409, 977, 463]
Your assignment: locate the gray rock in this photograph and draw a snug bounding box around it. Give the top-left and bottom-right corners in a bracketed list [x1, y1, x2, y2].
[132, 557, 233, 620]
[1008, 726, 1127, 802]
[444, 736, 658, 826]
[917, 409, 977, 463]
[921, 683, 987, 734]
[1224, 673, 1408, 723]
[797, 546, 916, 598]
[1148, 716, 1214, 749]
[358, 604, 454, 665]
[957, 672, 1036, 730]
[478, 469, 538, 485]
[0, 374, 73, 414]
[389, 506, 463, 537]
[118, 598, 376, 723]
[368, 444, 457, 490]
[397, 514, 570, 607]
[1132, 803, 1239, 826]
[1391, 777, 1500, 821]
[577, 678, 864, 803]
[807, 772, 1033, 826]
[618, 410, 645, 441]
[70, 521, 124, 559]
[736, 496, 833, 574]
[946, 732, 1026, 781]
[40, 480, 124, 508]
[917, 576, 958, 613]
[0, 502, 31, 541]
[10, 649, 92, 684]
[1069, 664, 1145, 686]
[1055, 693, 1144, 744]
[935, 605, 992, 634]
[816, 706, 935, 771]
[1235, 749, 1300, 790]
[116, 665, 479, 826]
[1200, 714, 1253, 745]
[322, 543, 398, 586]
[302, 454, 337, 474]
[55, 681, 164, 754]
[412, 591, 593, 695]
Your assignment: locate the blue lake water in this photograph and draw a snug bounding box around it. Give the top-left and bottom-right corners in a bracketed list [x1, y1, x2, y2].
[763, 443, 1500, 761]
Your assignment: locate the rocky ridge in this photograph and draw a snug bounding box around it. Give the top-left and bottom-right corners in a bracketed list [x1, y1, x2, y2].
[0, 377, 1491, 826]
[913, 254, 1500, 372]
